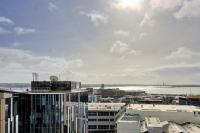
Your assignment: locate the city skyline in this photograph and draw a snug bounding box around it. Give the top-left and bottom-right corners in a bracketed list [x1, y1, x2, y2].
[1, 0, 200, 84]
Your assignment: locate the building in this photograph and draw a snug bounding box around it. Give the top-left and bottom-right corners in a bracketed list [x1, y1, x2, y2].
[117, 113, 140, 133]
[0, 80, 88, 133]
[144, 117, 168, 133]
[179, 96, 200, 106]
[88, 103, 126, 133]
[126, 104, 200, 124]
[0, 92, 18, 133]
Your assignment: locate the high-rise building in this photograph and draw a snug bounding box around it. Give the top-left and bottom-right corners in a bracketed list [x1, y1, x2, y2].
[0, 80, 88, 133]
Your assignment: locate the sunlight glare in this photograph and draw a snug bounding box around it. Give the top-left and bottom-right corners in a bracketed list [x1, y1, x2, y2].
[115, 0, 144, 11]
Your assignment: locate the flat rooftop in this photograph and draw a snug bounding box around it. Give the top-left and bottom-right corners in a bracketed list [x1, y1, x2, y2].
[118, 113, 140, 122]
[127, 104, 200, 112]
[183, 124, 200, 133]
[88, 103, 126, 111]
[145, 117, 168, 127]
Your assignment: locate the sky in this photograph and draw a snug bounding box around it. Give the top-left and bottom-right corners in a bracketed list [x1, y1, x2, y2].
[0, 0, 200, 84]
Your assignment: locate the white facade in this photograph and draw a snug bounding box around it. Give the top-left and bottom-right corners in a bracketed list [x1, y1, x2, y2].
[145, 117, 168, 133]
[88, 103, 126, 133]
[117, 113, 140, 133]
[126, 104, 200, 124]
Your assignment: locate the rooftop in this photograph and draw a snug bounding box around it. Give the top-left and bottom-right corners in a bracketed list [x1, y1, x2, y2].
[166, 122, 187, 133]
[183, 124, 200, 133]
[118, 113, 140, 122]
[127, 104, 200, 112]
[145, 117, 168, 127]
[88, 103, 126, 111]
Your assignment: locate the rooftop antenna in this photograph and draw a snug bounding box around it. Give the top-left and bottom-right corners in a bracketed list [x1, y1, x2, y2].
[32, 72, 39, 81]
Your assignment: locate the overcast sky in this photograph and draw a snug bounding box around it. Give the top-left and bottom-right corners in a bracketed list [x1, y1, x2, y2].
[0, 0, 200, 84]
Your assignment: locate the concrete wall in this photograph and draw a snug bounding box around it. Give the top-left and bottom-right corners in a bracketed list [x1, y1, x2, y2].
[147, 127, 163, 133]
[117, 122, 140, 133]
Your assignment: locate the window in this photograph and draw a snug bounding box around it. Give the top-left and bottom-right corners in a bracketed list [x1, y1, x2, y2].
[110, 125, 115, 129]
[98, 125, 109, 129]
[98, 112, 109, 116]
[98, 119, 109, 122]
[88, 125, 97, 129]
[110, 112, 115, 116]
[110, 119, 114, 121]
[88, 119, 97, 122]
[88, 112, 97, 116]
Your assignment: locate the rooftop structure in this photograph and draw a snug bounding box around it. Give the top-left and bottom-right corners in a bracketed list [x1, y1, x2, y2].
[128, 104, 200, 112]
[127, 104, 200, 124]
[166, 122, 187, 133]
[88, 103, 125, 111]
[117, 113, 140, 133]
[183, 124, 200, 133]
[145, 117, 168, 133]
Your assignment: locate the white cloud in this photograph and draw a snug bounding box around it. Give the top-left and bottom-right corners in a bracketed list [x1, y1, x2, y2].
[166, 47, 200, 60]
[0, 27, 10, 34]
[150, 0, 182, 11]
[14, 27, 36, 35]
[80, 11, 108, 26]
[110, 40, 129, 54]
[128, 49, 141, 55]
[114, 30, 130, 36]
[139, 32, 148, 39]
[0, 16, 14, 25]
[0, 47, 83, 82]
[48, 2, 58, 12]
[110, 40, 141, 60]
[139, 13, 155, 28]
[174, 0, 200, 19]
[112, 0, 145, 13]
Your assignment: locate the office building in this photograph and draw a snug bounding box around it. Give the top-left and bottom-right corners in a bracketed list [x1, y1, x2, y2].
[179, 96, 200, 106]
[0, 80, 88, 133]
[88, 103, 126, 133]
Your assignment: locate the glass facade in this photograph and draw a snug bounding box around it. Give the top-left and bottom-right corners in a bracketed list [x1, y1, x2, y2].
[16, 92, 88, 133]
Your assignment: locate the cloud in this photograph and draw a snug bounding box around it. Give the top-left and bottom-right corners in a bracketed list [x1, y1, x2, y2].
[166, 47, 200, 60]
[139, 32, 148, 39]
[128, 49, 141, 55]
[0, 27, 10, 34]
[150, 0, 182, 11]
[48, 2, 58, 12]
[174, 0, 200, 19]
[139, 12, 155, 28]
[111, 0, 145, 13]
[110, 40, 141, 60]
[114, 30, 130, 37]
[80, 11, 108, 26]
[110, 40, 129, 54]
[0, 16, 14, 25]
[0, 47, 83, 82]
[14, 27, 36, 35]
[147, 63, 200, 84]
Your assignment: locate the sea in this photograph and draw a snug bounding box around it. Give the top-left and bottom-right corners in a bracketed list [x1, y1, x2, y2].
[1, 85, 200, 95]
[92, 86, 200, 95]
